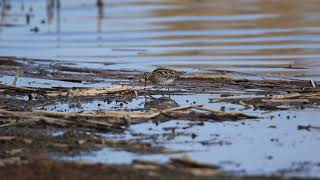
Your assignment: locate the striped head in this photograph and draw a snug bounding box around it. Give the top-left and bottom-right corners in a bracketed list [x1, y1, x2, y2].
[143, 72, 152, 86]
[143, 72, 152, 81]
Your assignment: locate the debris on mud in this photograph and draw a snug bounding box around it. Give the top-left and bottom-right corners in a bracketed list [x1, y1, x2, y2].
[0, 100, 256, 130]
[297, 124, 320, 131]
[0, 56, 320, 178]
[0, 126, 178, 163]
[0, 156, 293, 180]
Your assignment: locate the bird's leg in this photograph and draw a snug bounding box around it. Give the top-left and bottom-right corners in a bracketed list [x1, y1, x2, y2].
[158, 86, 164, 97]
[166, 85, 172, 98]
[154, 85, 161, 94]
[144, 78, 147, 89]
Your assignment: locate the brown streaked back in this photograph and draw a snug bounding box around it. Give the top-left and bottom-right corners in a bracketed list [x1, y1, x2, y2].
[152, 68, 185, 78]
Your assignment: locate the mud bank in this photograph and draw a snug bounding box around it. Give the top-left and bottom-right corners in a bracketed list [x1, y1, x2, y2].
[0, 56, 320, 178]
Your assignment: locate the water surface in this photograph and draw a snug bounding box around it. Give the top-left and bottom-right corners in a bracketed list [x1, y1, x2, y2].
[1, 0, 320, 78]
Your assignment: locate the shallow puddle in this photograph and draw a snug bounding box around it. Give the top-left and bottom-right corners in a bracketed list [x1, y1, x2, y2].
[40, 93, 256, 113]
[59, 109, 320, 177]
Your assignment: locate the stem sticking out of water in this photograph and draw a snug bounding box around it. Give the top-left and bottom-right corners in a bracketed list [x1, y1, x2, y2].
[12, 68, 22, 87]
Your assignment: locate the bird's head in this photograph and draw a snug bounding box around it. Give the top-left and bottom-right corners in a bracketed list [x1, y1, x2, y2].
[143, 72, 152, 80]
[143, 72, 152, 86]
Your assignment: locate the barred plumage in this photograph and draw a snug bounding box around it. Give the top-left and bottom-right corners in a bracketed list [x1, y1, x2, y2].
[144, 68, 185, 86]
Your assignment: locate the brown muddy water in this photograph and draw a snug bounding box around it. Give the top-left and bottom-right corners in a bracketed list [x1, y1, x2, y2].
[1, 0, 320, 179]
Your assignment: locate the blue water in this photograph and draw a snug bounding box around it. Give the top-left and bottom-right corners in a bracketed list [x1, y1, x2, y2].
[1, 0, 320, 78]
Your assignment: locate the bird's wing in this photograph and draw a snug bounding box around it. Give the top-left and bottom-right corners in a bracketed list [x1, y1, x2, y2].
[153, 68, 176, 78]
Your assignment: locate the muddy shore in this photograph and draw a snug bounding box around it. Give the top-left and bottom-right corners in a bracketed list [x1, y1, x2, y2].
[0, 56, 319, 179]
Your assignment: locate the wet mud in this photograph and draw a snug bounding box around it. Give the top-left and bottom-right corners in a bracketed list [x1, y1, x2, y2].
[0, 57, 320, 179]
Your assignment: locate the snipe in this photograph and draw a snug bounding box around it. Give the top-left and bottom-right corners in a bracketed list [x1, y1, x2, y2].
[143, 67, 185, 87]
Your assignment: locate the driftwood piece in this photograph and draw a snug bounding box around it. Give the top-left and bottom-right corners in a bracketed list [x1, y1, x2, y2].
[133, 155, 221, 176]
[298, 125, 320, 131]
[262, 99, 310, 103]
[0, 109, 125, 131]
[95, 138, 180, 154]
[0, 136, 16, 141]
[170, 156, 220, 176]
[192, 106, 255, 120]
[214, 89, 320, 112]
[0, 104, 256, 131]
[48, 85, 134, 97]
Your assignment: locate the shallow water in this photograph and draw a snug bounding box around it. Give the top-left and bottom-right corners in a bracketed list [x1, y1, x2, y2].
[49, 93, 320, 178]
[1, 0, 320, 78]
[41, 94, 249, 112]
[0, 74, 114, 88]
[59, 109, 320, 178]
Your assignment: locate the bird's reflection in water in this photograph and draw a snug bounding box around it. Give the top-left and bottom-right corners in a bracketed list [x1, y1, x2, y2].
[144, 96, 179, 110]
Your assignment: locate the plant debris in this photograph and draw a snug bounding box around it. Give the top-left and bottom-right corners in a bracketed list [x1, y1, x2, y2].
[0, 156, 294, 180]
[0, 56, 319, 179]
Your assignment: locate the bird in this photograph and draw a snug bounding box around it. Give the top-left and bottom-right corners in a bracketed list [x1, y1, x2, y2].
[143, 67, 185, 88]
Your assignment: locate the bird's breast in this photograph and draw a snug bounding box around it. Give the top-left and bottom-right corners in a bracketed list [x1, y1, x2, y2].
[154, 78, 175, 85]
